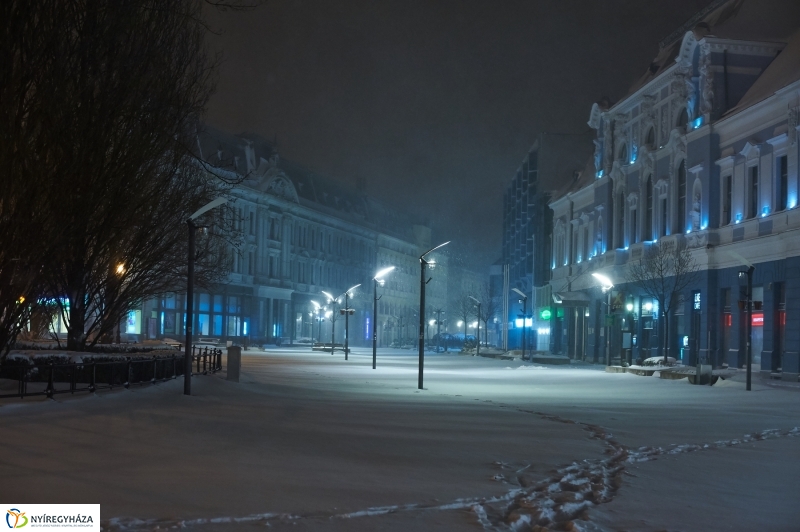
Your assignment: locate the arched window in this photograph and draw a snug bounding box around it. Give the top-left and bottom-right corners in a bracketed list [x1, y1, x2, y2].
[677, 161, 686, 233]
[692, 179, 702, 231]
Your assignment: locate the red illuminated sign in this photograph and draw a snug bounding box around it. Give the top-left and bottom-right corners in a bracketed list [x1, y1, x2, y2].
[751, 313, 763, 326]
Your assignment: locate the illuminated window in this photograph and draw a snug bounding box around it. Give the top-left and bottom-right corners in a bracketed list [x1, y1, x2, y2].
[778, 156, 788, 211]
[748, 166, 759, 219]
[722, 174, 732, 225]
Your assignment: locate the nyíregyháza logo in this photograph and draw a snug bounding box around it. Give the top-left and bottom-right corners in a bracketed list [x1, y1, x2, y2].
[6, 509, 28, 529]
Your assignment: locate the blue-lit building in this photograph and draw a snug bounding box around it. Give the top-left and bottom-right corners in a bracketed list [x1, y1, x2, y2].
[549, 0, 800, 380]
[127, 127, 451, 347]
[501, 133, 591, 352]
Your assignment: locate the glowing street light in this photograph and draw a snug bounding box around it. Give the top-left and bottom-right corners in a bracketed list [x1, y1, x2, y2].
[372, 266, 395, 369]
[592, 272, 614, 366]
[185, 197, 228, 396]
[418, 241, 450, 389]
[324, 284, 360, 360]
[591, 272, 614, 293]
[322, 290, 338, 355]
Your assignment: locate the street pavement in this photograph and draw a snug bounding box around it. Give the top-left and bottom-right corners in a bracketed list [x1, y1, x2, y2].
[1, 347, 798, 531]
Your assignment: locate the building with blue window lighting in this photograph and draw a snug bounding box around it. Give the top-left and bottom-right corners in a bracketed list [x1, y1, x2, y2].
[129, 126, 452, 347]
[548, 0, 800, 380]
[501, 133, 592, 353]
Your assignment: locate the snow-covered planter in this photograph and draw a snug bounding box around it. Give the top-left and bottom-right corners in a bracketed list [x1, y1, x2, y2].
[642, 356, 678, 367]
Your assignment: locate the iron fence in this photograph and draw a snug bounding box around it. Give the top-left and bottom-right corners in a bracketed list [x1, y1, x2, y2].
[0, 347, 222, 399]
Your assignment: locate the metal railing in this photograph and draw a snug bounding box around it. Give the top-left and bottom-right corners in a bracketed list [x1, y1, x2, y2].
[0, 347, 222, 399]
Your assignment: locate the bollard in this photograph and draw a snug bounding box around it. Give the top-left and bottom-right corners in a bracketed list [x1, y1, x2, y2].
[227, 345, 242, 382]
[89, 361, 96, 393]
[45, 363, 55, 399]
[125, 358, 132, 389]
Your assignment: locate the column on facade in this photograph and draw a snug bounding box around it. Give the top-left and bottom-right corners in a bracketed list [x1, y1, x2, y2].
[281, 215, 292, 280]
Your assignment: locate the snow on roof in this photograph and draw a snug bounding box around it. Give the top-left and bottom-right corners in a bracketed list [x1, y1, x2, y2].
[623, 0, 800, 101]
[723, 28, 800, 117]
[550, 156, 596, 203]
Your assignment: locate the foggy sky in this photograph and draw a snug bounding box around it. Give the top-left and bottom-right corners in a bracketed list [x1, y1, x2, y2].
[204, 0, 716, 271]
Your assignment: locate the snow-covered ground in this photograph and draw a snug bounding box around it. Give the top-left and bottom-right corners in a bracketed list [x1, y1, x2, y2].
[2, 348, 799, 531]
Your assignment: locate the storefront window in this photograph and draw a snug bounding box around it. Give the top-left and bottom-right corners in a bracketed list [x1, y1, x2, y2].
[126, 310, 141, 334]
[751, 286, 764, 365]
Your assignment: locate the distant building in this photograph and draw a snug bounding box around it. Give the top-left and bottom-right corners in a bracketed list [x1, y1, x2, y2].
[501, 133, 592, 352]
[128, 127, 455, 347]
[548, 0, 800, 380]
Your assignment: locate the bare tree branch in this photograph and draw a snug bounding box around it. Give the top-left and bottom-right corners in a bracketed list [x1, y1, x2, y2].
[626, 240, 699, 363]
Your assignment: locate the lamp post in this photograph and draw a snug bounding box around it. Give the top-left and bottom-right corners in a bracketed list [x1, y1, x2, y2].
[324, 285, 360, 360]
[419, 241, 450, 389]
[469, 296, 481, 356]
[739, 266, 754, 391]
[321, 290, 337, 355]
[592, 272, 614, 367]
[512, 288, 528, 360]
[185, 197, 228, 396]
[311, 300, 321, 344]
[343, 284, 360, 360]
[372, 266, 395, 369]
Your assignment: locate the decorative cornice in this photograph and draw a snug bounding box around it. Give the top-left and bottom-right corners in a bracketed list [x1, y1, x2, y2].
[714, 155, 736, 172]
[702, 38, 785, 57]
[740, 141, 761, 159]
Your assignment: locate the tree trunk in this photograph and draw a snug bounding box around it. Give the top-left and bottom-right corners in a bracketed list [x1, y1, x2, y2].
[663, 311, 669, 365]
[66, 300, 86, 351]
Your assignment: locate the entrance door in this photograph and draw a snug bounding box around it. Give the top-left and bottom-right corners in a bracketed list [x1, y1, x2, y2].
[690, 311, 701, 364]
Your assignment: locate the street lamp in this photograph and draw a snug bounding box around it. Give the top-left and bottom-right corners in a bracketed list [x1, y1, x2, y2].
[311, 300, 322, 344]
[185, 197, 228, 396]
[372, 266, 395, 369]
[592, 272, 614, 366]
[322, 290, 337, 354]
[419, 240, 450, 389]
[739, 266, 755, 391]
[342, 284, 360, 361]
[468, 295, 481, 356]
[324, 285, 360, 360]
[512, 288, 528, 360]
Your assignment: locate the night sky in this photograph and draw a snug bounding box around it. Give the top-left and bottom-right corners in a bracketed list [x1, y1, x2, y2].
[204, 0, 717, 270]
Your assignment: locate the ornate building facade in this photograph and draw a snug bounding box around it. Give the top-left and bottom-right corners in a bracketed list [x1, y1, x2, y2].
[131, 127, 453, 347]
[548, 0, 800, 379]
